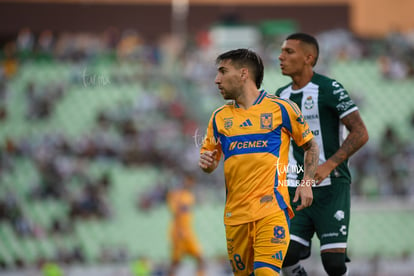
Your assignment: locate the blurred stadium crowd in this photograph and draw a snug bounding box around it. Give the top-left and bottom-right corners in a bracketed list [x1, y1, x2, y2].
[0, 25, 414, 275]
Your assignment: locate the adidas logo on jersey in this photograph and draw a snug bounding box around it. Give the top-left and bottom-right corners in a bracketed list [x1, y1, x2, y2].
[272, 250, 283, 260]
[239, 119, 253, 127]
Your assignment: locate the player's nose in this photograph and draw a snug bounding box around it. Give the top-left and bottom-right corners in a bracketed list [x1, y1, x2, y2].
[214, 74, 221, 84]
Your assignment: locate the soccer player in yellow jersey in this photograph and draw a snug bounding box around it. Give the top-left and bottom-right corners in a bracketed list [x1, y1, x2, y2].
[199, 48, 319, 276]
[167, 174, 205, 276]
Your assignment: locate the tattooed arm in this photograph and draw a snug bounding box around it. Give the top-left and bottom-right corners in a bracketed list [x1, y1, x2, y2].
[314, 110, 369, 183]
[294, 138, 319, 211]
[302, 138, 320, 183]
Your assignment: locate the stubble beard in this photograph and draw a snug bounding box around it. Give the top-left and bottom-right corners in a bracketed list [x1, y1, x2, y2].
[222, 85, 243, 101]
[221, 89, 235, 100]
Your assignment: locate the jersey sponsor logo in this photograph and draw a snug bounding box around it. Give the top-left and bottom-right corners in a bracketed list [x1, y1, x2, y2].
[302, 128, 311, 138]
[333, 87, 349, 101]
[304, 96, 314, 110]
[336, 100, 354, 111]
[239, 119, 253, 128]
[321, 232, 339, 238]
[332, 81, 341, 89]
[333, 88, 346, 94]
[304, 114, 319, 120]
[228, 140, 268, 151]
[224, 118, 233, 129]
[260, 195, 273, 204]
[260, 113, 273, 129]
[311, 129, 319, 136]
[338, 93, 349, 101]
[334, 210, 345, 221]
[340, 225, 347, 235]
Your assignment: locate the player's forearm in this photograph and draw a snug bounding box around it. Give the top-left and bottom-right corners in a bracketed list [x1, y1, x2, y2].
[302, 138, 319, 180]
[327, 110, 369, 168]
[328, 125, 369, 168]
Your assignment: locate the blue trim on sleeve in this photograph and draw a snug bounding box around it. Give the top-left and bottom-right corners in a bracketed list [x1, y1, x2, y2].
[212, 118, 219, 140]
[212, 110, 220, 140]
[274, 102, 292, 134]
[211, 107, 226, 147]
[254, 261, 281, 273]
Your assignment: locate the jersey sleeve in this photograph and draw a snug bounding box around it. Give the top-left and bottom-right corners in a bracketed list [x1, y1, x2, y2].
[200, 114, 222, 162]
[281, 99, 313, 147]
[324, 80, 358, 119]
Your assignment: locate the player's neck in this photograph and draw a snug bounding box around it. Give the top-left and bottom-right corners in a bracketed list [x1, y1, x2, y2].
[235, 87, 261, 110]
[292, 70, 314, 90]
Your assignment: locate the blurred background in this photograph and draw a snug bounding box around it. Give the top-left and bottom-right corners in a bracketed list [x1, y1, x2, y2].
[0, 0, 413, 275]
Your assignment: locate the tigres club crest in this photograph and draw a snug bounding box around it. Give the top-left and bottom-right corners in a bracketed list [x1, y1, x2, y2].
[224, 118, 233, 129]
[271, 225, 287, 244]
[260, 113, 273, 129]
[304, 96, 314, 110]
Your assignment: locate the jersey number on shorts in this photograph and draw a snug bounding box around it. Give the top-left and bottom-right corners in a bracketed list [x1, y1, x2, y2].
[230, 254, 246, 272]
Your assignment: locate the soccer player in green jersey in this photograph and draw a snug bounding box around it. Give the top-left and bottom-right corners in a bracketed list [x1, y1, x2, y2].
[275, 33, 369, 276]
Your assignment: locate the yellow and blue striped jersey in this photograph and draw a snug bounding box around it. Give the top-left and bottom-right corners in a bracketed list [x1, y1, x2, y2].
[167, 188, 195, 238]
[201, 90, 313, 225]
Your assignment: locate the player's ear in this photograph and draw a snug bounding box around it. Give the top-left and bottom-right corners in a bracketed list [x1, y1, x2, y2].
[240, 68, 248, 80]
[305, 54, 314, 66]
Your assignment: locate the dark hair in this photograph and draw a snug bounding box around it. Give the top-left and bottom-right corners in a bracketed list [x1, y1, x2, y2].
[216, 48, 264, 89]
[286, 33, 319, 66]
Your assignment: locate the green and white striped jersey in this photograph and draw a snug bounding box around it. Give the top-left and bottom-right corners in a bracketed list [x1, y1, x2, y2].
[276, 72, 358, 187]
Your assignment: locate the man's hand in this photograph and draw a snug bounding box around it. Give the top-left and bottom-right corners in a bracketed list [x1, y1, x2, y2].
[293, 179, 314, 211]
[199, 149, 218, 173]
[314, 159, 336, 184]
